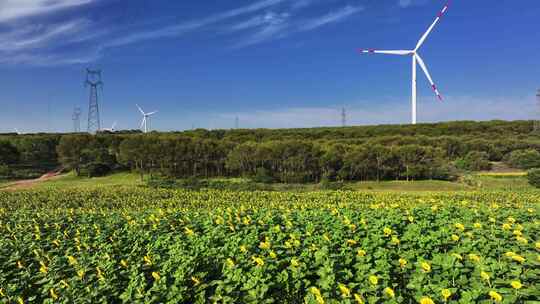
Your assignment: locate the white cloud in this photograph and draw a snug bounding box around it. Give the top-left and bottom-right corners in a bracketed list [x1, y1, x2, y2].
[104, 0, 289, 48]
[232, 5, 363, 48]
[106, 1, 362, 50]
[231, 12, 291, 47]
[215, 95, 537, 129]
[0, 19, 90, 52]
[0, 0, 291, 65]
[299, 5, 363, 31]
[228, 12, 290, 32]
[0, 0, 364, 65]
[0, 0, 101, 65]
[0, 0, 94, 22]
[398, 0, 431, 8]
[0, 49, 100, 66]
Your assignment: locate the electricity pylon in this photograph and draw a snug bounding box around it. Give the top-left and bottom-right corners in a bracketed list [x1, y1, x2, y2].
[72, 107, 82, 132]
[535, 89, 540, 133]
[85, 69, 103, 133]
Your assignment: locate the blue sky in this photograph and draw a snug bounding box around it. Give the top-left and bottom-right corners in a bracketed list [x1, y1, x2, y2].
[1, 0, 539, 132]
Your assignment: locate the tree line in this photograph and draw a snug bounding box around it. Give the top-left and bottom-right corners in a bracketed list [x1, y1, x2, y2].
[1, 120, 540, 182]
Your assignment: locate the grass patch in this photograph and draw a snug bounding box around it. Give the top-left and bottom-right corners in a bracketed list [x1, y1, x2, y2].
[4, 172, 537, 193]
[347, 180, 472, 192]
[476, 171, 526, 178]
[31, 172, 144, 190]
[473, 175, 534, 191]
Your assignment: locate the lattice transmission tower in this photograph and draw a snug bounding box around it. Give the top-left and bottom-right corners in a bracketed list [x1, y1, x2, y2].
[535, 89, 540, 133]
[72, 107, 82, 133]
[85, 69, 103, 133]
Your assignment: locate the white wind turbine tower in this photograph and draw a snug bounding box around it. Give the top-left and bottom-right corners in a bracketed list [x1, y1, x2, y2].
[359, 1, 451, 125]
[136, 104, 158, 133]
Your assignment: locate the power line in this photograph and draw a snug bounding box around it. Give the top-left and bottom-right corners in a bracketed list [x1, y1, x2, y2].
[85, 69, 103, 133]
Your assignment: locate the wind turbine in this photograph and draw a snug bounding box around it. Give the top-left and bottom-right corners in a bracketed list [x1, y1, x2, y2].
[102, 121, 117, 132]
[358, 1, 451, 125]
[136, 104, 158, 133]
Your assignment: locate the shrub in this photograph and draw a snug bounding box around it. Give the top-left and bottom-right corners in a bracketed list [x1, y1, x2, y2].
[0, 164, 11, 179]
[505, 149, 540, 169]
[527, 168, 540, 188]
[429, 162, 459, 181]
[252, 168, 274, 184]
[319, 177, 344, 190]
[81, 163, 111, 178]
[146, 177, 178, 189]
[456, 151, 492, 171]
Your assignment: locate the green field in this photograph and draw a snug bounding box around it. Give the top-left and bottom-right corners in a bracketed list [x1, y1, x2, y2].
[34, 172, 143, 190]
[1, 183, 539, 303]
[2, 171, 535, 193]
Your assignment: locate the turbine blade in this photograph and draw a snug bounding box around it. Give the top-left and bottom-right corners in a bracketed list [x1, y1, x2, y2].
[358, 49, 412, 55]
[147, 111, 158, 116]
[415, 1, 451, 50]
[136, 104, 145, 115]
[415, 54, 443, 101]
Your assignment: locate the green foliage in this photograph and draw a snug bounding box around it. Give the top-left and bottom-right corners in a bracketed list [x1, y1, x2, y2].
[0, 140, 19, 165]
[318, 177, 344, 190]
[0, 164, 11, 179]
[56, 135, 92, 175]
[456, 151, 492, 171]
[526, 168, 540, 188]
[80, 162, 112, 178]
[0, 141, 20, 179]
[506, 149, 540, 169]
[3, 120, 540, 183]
[0, 189, 538, 303]
[252, 168, 274, 184]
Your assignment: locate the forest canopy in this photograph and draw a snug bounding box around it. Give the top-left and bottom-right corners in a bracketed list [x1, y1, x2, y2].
[1, 120, 539, 182]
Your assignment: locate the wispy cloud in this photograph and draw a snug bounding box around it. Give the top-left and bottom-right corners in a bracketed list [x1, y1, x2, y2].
[0, 51, 100, 66]
[0, 0, 94, 22]
[232, 5, 363, 48]
[215, 95, 537, 129]
[106, 1, 362, 49]
[0, 0, 362, 65]
[0, 0, 291, 65]
[231, 12, 291, 47]
[398, 0, 431, 8]
[228, 12, 289, 32]
[105, 0, 289, 48]
[0, 0, 102, 65]
[299, 5, 364, 31]
[0, 19, 90, 52]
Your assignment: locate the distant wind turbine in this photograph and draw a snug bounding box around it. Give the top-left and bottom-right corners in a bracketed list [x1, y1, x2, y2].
[102, 121, 117, 132]
[358, 1, 451, 125]
[136, 104, 158, 133]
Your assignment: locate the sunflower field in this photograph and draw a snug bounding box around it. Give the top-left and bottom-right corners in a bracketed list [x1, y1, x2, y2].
[0, 189, 538, 303]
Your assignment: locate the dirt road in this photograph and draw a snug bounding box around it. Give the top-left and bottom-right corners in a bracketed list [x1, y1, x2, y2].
[1, 170, 64, 191]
